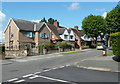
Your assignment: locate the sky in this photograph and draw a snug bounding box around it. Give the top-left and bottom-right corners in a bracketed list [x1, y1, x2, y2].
[0, 2, 118, 42]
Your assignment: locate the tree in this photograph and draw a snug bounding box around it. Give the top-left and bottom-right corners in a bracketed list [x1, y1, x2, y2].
[116, 1, 120, 7]
[105, 6, 120, 33]
[40, 17, 47, 23]
[48, 18, 55, 24]
[82, 15, 106, 44]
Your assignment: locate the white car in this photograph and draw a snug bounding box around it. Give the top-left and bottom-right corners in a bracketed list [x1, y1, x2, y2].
[96, 44, 106, 50]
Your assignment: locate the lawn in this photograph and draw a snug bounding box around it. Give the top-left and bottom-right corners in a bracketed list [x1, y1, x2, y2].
[101, 52, 113, 56]
[107, 52, 113, 56]
[61, 51, 86, 55]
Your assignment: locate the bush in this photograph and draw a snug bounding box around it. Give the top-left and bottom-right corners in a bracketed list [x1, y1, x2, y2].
[46, 43, 56, 49]
[56, 41, 73, 49]
[110, 32, 120, 56]
[0, 45, 5, 54]
[40, 43, 56, 49]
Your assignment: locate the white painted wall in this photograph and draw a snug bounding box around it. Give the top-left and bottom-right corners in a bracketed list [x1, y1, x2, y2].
[59, 29, 75, 41]
[81, 34, 107, 41]
[60, 29, 69, 41]
[81, 34, 90, 41]
[69, 30, 75, 41]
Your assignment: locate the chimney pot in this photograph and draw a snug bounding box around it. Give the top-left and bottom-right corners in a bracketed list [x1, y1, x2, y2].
[74, 26, 78, 30]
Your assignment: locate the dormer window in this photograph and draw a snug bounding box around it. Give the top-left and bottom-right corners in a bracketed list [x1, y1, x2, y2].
[70, 35, 73, 39]
[64, 35, 68, 39]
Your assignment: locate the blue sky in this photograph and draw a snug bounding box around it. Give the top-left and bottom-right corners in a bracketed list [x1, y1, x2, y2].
[0, 2, 118, 42]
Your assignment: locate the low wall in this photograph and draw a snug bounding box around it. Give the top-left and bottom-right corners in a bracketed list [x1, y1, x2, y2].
[5, 50, 27, 57]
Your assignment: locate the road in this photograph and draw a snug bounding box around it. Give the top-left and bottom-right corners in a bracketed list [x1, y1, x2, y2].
[2, 49, 118, 83]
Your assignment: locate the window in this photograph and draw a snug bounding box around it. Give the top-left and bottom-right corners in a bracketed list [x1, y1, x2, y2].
[70, 35, 73, 39]
[10, 33, 14, 38]
[64, 35, 68, 39]
[26, 32, 34, 38]
[52, 34, 54, 38]
[40, 33, 50, 38]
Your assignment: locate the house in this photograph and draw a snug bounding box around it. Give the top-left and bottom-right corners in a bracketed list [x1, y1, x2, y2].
[4, 18, 85, 55]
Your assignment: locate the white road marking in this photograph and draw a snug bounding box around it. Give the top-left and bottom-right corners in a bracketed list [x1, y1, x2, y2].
[39, 75, 70, 83]
[22, 74, 33, 78]
[29, 75, 39, 79]
[14, 79, 25, 83]
[43, 69, 52, 72]
[59, 66, 65, 68]
[52, 67, 58, 70]
[34, 72, 41, 74]
[7, 78, 18, 82]
[66, 64, 70, 67]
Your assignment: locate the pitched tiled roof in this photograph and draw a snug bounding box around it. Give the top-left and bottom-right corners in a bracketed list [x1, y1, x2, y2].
[12, 18, 35, 31]
[58, 28, 65, 35]
[12, 18, 85, 40]
[72, 29, 85, 39]
[67, 30, 71, 34]
[46, 24, 62, 39]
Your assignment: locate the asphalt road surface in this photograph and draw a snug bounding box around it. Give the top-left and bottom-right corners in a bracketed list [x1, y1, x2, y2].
[2, 49, 118, 84]
[3, 66, 118, 84]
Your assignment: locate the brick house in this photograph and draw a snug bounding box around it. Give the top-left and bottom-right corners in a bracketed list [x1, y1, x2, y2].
[4, 18, 84, 54]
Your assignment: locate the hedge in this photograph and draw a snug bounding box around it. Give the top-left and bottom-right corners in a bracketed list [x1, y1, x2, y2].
[0, 45, 5, 54]
[110, 32, 120, 56]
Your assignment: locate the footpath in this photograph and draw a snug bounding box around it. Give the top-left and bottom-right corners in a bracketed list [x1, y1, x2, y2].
[75, 55, 119, 72]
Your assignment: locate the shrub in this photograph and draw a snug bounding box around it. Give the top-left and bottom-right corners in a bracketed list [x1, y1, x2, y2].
[110, 32, 120, 56]
[40, 43, 56, 49]
[46, 43, 56, 49]
[56, 41, 73, 49]
[0, 45, 5, 54]
[40, 43, 48, 49]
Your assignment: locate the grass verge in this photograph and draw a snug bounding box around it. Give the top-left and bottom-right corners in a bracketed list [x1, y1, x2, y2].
[61, 51, 86, 55]
[101, 52, 113, 56]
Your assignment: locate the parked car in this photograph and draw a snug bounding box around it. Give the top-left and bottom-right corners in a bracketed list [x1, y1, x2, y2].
[108, 47, 112, 50]
[96, 44, 106, 50]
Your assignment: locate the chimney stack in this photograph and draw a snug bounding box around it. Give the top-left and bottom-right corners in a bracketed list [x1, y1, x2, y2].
[54, 21, 59, 27]
[74, 26, 78, 30]
[68, 28, 72, 30]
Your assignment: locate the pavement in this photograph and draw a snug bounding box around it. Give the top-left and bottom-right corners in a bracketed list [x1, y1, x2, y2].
[75, 55, 120, 72]
[1, 49, 90, 64]
[1, 59, 14, 65]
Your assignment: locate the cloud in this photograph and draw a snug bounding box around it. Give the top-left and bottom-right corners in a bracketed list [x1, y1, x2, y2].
[102, 12, 107, 18]
[0, 11, 6, 22]
[95, 8, 106, 12]
[0, 11, 6, 42]
[0, 31, 5, 42]
[31, 19, 41, 23]
[69, 3, 80, 10]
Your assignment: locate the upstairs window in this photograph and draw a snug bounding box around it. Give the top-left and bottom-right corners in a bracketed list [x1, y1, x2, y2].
[70, 35, 73, 39]
[52, 34, 54, 38]
[64, 35, 68, 39]
[26, 32, 34, 38]
[10, 33, 14, 38]
[40, 33, 50, 38]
